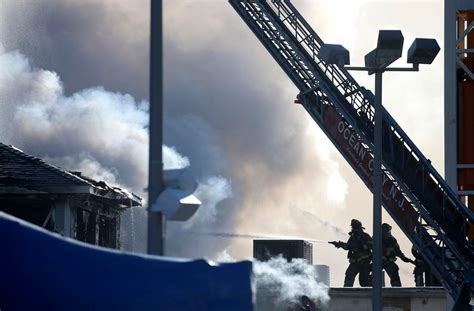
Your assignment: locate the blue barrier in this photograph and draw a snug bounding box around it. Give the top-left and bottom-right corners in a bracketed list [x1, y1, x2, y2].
[0, 212, 253, 310]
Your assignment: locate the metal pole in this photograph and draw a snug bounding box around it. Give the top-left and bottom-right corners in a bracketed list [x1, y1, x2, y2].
[148, 0, 165, 255]
[372, 70, 383, 311]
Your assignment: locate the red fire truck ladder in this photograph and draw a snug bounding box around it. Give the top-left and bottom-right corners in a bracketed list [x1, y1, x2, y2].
[229, 0, 474, 306]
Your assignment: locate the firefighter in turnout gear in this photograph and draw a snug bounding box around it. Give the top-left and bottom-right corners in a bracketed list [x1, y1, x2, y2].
[382, 223, 415, 287]
[330, 219, 372, 287]
[412, 245, 426, 286]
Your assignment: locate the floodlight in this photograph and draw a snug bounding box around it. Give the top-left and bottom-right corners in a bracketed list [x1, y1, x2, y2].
[150, 168, 201, 221]
[407, 38, 440, 64]
[376, 30, 404, 60]
[364, 48, 378, 68]
[319, 44, 350, 66]
[151, 188, 201, 221]
[363, 31, 404, 70]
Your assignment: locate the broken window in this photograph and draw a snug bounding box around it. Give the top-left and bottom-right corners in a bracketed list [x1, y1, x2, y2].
[75, 206, 119, 248]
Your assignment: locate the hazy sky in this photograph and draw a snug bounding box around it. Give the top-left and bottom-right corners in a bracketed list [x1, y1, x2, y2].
[0, 0, 444, 287]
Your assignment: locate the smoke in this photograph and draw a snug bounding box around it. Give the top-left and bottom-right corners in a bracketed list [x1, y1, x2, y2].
[0, 44, 233, 253]
[295, 208, 348, 238]
[0, 0, 352, 275]
[0, 0, 149, 99]
[163, 145, 190, 170]
[211, 251, 330, 308]
[45, 153, 121, 186]
[185, 176, 233, 227]
[0, 44, 152, 192]
[213, 249, 235, 263]
[0, 44, 148, 191]
[254, 256, 330, 307]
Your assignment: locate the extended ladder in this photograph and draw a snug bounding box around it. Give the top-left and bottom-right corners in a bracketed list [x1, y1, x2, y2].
[229, 0, 474, 305]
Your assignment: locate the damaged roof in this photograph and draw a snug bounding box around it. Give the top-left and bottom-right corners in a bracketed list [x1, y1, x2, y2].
[0, 143, 141, 207]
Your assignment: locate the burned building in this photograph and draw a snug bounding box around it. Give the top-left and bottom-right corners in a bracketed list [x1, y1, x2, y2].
[0, 143, 141, 249]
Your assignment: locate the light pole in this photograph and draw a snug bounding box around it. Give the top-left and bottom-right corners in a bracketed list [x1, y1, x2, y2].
[147, 0, 202, 255]
[148, 0, 164, 255]
[320, 31, 440, 311]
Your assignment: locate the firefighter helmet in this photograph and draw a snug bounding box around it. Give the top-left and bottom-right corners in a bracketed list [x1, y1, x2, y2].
[351, 219, 364, 229]
[382, 223, 392, 232]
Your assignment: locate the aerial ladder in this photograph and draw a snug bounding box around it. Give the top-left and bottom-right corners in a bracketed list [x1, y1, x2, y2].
[229, 0, 474, 307]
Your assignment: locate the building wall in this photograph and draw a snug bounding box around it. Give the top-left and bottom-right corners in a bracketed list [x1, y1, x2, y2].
[255, 287, 447, 311]
[327, 288, 446, 311]
[0, 193, 123, 249]
[315, 265, 330, 287]
[445, 0, 474, 202]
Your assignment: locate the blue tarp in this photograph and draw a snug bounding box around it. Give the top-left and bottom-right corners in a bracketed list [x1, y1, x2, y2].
[0, 212, 253, 310]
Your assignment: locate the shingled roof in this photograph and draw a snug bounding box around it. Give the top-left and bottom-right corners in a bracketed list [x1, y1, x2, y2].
[0, 143, 141, 207]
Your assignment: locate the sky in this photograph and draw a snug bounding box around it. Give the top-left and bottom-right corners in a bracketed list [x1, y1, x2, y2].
[0, 0, 444, 287]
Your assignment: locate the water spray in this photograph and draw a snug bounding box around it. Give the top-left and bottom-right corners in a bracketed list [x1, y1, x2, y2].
[188, 231, 329, 244]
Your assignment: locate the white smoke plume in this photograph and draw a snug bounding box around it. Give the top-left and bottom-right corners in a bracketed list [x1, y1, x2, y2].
[45, 152, 121, 186]
[0, 44, 148, 192]
[254, 256, 330, 308]
[210, 251, 330, 309]
[295, 207, 348, 238]
[213, 248, 235, 263]
[0, 44, 232, 253]
[185, 176, 232, 227]
[163, 145, 190, 170]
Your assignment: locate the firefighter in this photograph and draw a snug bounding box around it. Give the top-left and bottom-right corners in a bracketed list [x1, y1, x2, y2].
[412, 245, 426, 286]
[330, 219, 372, 287]
[412, 245, 441, 287]
[411, 226, 426, 286]
[381, 223, 415, 287]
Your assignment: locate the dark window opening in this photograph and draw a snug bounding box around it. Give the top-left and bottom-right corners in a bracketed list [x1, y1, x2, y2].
[76, 208, 117, 248]
[76, 208, 87, 242]
[98, 215, 117, 248]
[85, 211, 97, 245]
[0, 197, 54, 230]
